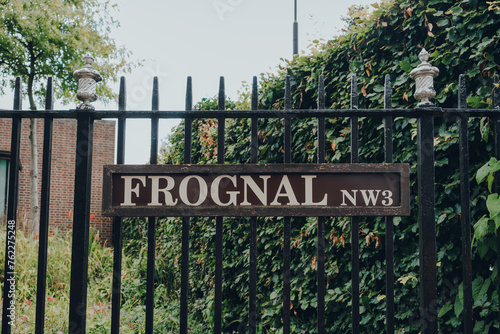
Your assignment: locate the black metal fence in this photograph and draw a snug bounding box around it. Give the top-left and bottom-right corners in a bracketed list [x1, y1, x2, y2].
[0, 62, 499, 334]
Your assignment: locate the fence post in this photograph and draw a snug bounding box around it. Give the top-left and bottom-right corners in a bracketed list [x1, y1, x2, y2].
[68, 55, 101, 334]
[410, 49, 439, 334]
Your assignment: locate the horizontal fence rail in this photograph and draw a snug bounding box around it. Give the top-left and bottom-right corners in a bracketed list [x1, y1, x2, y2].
[1, 108, 499, 118]
[0, 59, 499, 334]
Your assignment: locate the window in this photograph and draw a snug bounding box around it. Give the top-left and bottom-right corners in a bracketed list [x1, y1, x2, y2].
[0, 151, 10, 216]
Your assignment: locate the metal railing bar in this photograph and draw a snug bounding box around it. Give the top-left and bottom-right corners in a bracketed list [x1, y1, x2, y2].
[417, 108, 438, 334]
[68, 101, 95, 334]
[35, 77, 54, 334]
[214, 76, 225, 334]
[249, 75, 259, 334]
[350, 74, 360, 334]
[283, 75, 292, 334]
[493, 75, 500, 334]
[317, 74, 326, 334]
[184, 77, 193, 162]
[284, 76, 292, 165]
[251, 76, 259, 164]
[458, 74, 473, 334]
[383, 74, 395, 334]
[145, 77, 159, 334]
[111, 76, 127, 334]
[3, 108, 500, 119]
[2, 77, 22, 334]
[180, 76, 193, 334]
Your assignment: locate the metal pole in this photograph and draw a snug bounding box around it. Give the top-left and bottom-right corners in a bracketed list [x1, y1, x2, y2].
[68, 54, 101, 334]
[293, 0, 298, 56]
[410, 49, 439, 334]
[68, 111, 94, 334]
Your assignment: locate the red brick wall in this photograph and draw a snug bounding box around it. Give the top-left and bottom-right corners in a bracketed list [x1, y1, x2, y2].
[0, 118, 115, 244]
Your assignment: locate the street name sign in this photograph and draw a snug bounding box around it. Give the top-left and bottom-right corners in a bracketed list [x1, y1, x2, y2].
[102, 164, 410, 217]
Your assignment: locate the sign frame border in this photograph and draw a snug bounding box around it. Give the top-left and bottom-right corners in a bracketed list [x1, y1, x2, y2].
[102, 163, 410, 217]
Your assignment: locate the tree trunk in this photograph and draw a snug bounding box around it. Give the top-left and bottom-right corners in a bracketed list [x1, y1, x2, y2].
[28, 70, 40, 237]
[29, 118, 40, 236]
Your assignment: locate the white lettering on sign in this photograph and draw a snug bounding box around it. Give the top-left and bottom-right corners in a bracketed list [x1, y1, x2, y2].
[340, 189, 394, 207]
[121, 176, 146, 206]
[270, 175, 300, 206]
[211, 175, 239, 206]
[360, 190, 381, 206]
[341, 190, 358, 206]
[117, 175, 396, 208]
[382, 190, 394, 206]
[179, 175, 208, 206]
[148, 176, 177, 206]
[240, 175, 270, 206]
[301, 175, 328, 205]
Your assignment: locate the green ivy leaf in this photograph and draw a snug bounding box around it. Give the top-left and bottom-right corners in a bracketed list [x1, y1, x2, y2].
[454, 289, 464, 317]
[484, 52, 495, 62]
[474, 216, 490, 240]
[476, 157, 499, 185]
[468, 96, 489, 109]
[478, 278, 491, 300]
[472, 277, 489, 300]
[495, 215, 500, 232]
[480, 117, 490, 143]
[436, 18, 449, 27]
[486, 193, 500, 218]
[393, 75, 408, 87]
[473, 321, 486, 334]
[488, 173, 495, 193]
[438, 301, 453, 317]
[435, 158, 449, 167]
[399, 60, 411, 72]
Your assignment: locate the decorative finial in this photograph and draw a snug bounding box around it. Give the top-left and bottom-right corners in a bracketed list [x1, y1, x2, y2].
[73, 54, 102, 110]
[410, 48, 439, 107]
[83, 54, 94, 66]
[418, 49, 429, 63]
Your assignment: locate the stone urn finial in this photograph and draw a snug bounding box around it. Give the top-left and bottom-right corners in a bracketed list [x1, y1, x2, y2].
[73, 54, 102, 110]
[410, 48, 439, 107]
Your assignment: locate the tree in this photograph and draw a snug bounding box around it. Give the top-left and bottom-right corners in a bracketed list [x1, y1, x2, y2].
[0, 0, 134, 235]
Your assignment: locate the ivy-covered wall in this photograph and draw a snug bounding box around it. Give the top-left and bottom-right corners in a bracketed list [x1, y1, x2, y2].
[124, 0, 500, 332]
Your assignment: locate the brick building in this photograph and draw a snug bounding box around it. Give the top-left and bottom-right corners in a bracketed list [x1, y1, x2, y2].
[0, 118, 115, 244]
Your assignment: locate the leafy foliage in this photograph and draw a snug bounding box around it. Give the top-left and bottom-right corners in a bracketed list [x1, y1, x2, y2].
[137, 0, 500, 332]
[0, 0, 135, 108]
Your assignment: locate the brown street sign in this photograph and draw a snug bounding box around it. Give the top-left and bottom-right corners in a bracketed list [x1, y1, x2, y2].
[102, 163, 410, 217]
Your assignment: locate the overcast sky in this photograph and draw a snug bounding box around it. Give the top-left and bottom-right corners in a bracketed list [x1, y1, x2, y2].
[3, 0, 377, 163]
